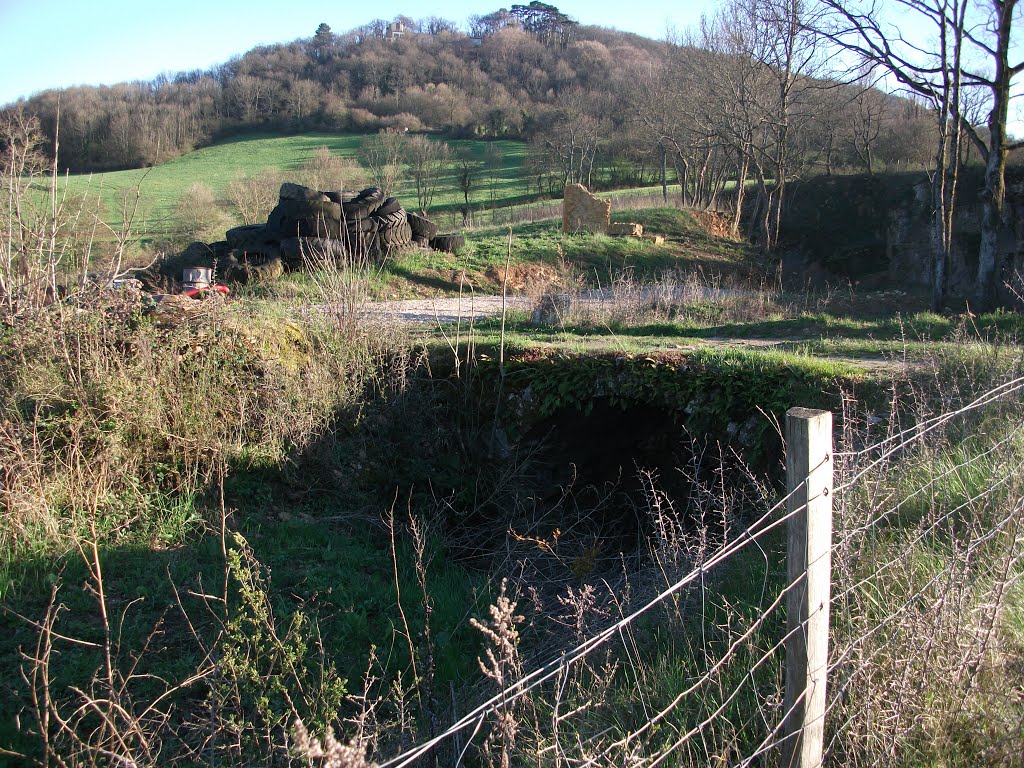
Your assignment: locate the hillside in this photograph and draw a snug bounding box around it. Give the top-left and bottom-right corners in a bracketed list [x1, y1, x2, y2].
[61, 133, 530, 229]
[5, 2, 935, 205]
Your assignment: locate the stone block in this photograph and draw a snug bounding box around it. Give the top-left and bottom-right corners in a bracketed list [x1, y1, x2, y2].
[562, 184, 610, 234]
[607, 222, 643, 237]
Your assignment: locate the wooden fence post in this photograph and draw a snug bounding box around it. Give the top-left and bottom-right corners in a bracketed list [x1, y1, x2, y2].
[781, 407, 833, 768]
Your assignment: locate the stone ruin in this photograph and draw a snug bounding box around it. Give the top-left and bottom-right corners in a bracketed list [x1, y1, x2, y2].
[561, 184, 660, 244]
[562, 184, 610, 234]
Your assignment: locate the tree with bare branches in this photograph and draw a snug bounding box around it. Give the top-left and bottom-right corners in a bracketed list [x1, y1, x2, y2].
[358, 130, 407, 198]
[816, 0, 1023, 310]
[403, 135, 450, 214]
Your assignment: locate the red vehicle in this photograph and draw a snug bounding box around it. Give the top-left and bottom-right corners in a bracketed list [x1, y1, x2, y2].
[182, 284, 230, 299]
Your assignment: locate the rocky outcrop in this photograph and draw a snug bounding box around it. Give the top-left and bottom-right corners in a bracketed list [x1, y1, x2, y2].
[778, 171, 1024, 302]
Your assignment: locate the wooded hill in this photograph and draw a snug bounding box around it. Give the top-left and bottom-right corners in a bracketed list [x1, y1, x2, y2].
[5, 3, 936, 196]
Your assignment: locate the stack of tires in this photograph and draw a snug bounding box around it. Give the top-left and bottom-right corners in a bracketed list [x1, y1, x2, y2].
[171, 182, 460, 287]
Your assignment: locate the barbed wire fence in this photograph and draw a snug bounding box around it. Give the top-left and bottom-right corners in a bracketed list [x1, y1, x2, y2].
[340, 373, 1024, 768]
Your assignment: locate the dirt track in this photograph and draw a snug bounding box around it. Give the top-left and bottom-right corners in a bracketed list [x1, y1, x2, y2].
[361, 294, 534, 324]
[357, 291, 903, 373]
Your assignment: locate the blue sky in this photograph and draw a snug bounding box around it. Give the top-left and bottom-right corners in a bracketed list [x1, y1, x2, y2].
[0, 0, 706, 104]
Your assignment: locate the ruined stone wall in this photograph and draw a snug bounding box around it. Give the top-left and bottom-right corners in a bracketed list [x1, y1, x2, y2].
[562, 184, 610, 234]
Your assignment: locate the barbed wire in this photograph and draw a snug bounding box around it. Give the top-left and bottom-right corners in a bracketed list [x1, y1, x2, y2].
[834, 375, 1024, 494]
[379, 481, 818, 767]
[374, 377, 1022, 768]
[833, 418, 1024, 547]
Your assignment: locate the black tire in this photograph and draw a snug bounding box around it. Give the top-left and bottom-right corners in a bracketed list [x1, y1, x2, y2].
[270, 201, 342, 239]
[324, 190, 359, 204]
[342, 200, 381, 220]
[345, 216, 378, 234]
[406, 212, 438, 239]
[296, 216, 341, 239]
[280, 237, 303, 264]
[208, 240, 231, 258]
[371, 207, 408, 230]
[243, 254, 284, 281]
[429, 234, 465, 253]
[275, 199, 341, 221]
[279, 182, 326, 202]
[342, 187, 384, 218]
[375, 197, 402, 216]
[354, 186, 384, 204]
[226, 224, 275, 251]
[268, 201, 321, 238]
[281, 237, 348, 264]
[378, 220, 413, 248]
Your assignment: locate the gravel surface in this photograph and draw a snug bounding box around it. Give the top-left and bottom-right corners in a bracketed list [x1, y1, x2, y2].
[362, 294, 534, 324]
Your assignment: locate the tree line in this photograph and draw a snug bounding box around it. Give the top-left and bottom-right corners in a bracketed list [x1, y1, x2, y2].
[5, 4, 934, 186]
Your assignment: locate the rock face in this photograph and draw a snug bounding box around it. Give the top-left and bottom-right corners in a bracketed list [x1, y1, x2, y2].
[563, 184, 610, 234]
[779, 171, 1024, 303]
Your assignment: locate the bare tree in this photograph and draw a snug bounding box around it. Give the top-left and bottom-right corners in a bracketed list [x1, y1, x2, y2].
[297, 146, 368, 192]
[358, 129, 407, 198]
[816, 0, 1022, 310]
[173, 182, 224, 242]
[848, 77, 890, 175]
[454, 147, 481, 207]
[530, 88, 609, 190]
[284, 78, 321, 122]
[403, 135, 451, 213]
[690, 0, 821, 248]
[225, 169, 283, 225]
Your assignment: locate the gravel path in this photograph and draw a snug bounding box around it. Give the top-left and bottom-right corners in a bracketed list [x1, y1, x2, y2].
[356, 290, 904, 373]
[360, 285, 750, 325]
[361, 294, 534, 324]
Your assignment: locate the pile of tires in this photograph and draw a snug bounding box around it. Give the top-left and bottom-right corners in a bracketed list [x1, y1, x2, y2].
[171, 182, 458, 285]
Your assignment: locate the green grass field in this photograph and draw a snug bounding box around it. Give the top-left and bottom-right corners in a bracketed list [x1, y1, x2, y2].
[59, 132, 531, 231]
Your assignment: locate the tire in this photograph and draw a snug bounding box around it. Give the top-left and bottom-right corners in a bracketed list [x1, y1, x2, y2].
[279, 182, 327, 202]
[243, 254, 284, 281]
[342, 187, 384, 218]
[208, 240, 231, 259]
[354, 186, 384, 204]
[274, 199, 341, 221]
[378, 220, 413, 248]
[429, 234, 465, 253]
[375, 197, 402, 216]
[296, 216, 341, 239]
[324, 190, 359, 204]
[412, 236, 429, 248]
[280, 237, 303, 265]
[341, 202, 375, 220]
[371, 207, 408, 230]
[226, 224, 275, 251]
[269, 201, 342, 239]
[345, 216, 378, 234]
[281, 237, 348, 264]
[406, 212, 438, 239]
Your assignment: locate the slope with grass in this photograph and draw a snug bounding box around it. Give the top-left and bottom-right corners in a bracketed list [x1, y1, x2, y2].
[61, 132, 530, 231]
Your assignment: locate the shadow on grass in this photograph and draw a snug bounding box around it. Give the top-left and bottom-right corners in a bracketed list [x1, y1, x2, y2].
[0, 395, 491, 762]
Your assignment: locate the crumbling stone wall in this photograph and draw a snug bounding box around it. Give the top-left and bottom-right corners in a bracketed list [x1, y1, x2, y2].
[562, 184, 610, 234]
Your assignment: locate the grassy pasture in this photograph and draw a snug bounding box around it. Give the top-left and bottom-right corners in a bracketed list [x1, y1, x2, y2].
[59, 133, 531, 231]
